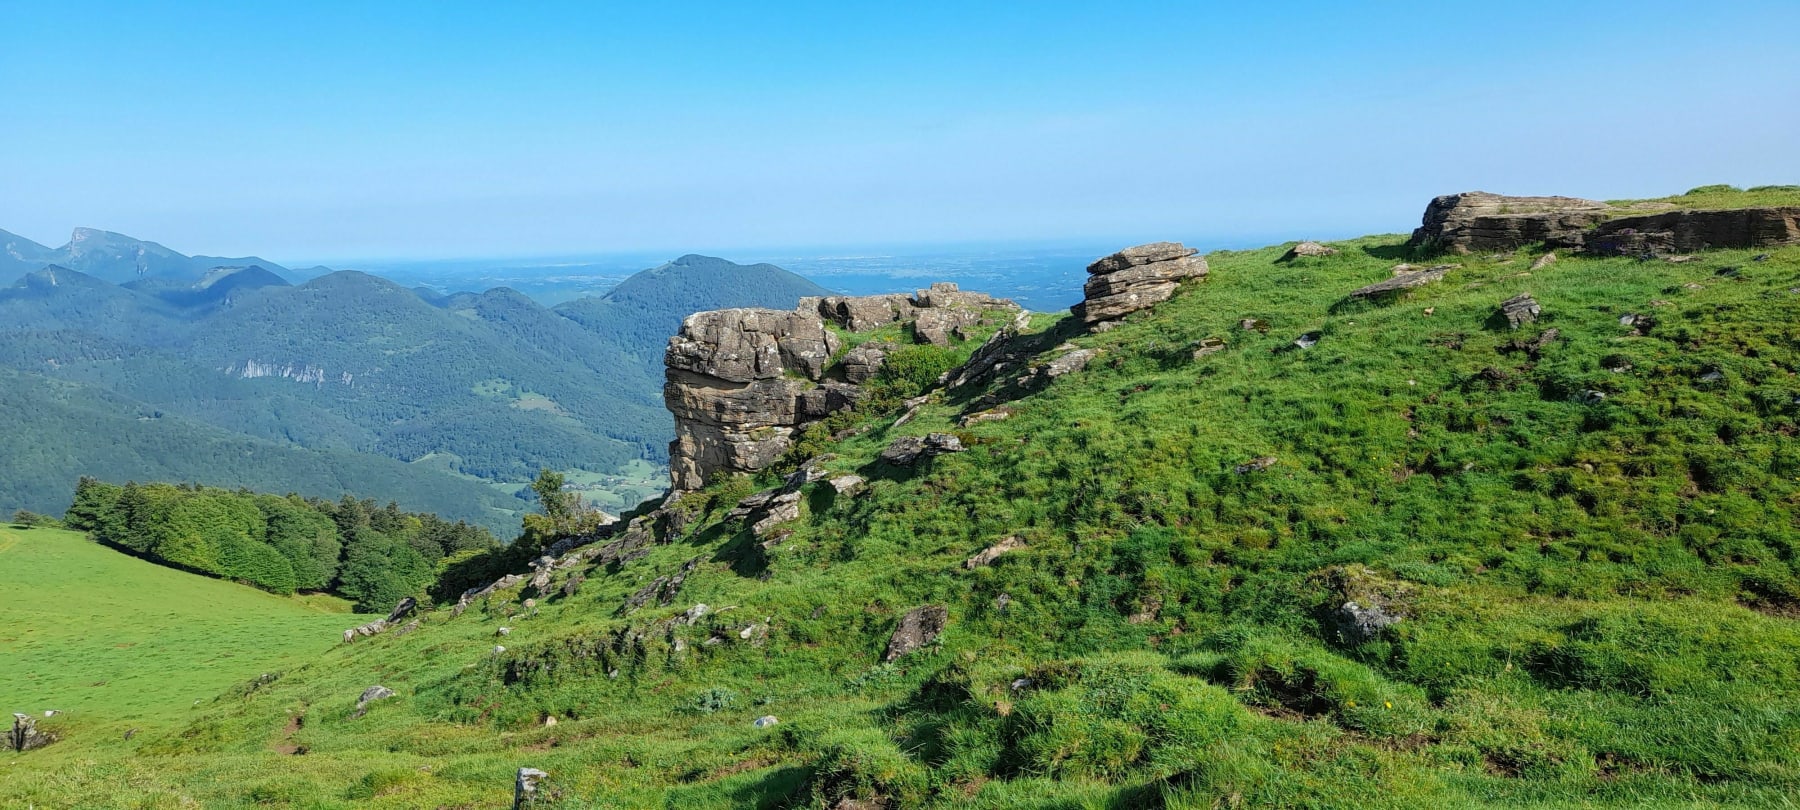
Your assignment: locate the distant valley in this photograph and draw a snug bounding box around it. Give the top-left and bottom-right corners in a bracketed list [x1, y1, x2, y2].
[0, 229, 832, 534]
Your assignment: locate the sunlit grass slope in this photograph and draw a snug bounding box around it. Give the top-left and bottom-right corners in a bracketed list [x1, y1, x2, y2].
[7, 226, 1800, 808]
[0, 524, 366, 741]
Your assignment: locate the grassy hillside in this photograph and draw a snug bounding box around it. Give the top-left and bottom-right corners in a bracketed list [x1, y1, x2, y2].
[0, 524, 366, 743]
[8, 230, 1800, 808]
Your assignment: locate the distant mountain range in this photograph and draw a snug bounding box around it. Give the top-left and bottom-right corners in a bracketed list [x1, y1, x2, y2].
[0, 227, 293, 284]
[0, 228, 832, 533]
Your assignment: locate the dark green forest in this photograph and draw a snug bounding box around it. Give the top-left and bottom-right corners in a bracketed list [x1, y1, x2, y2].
[61, 477, 497, 611]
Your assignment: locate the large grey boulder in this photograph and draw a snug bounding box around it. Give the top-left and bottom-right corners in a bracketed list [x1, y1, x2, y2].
[515, 767, 550, 809]
[353, 685, 396, 716]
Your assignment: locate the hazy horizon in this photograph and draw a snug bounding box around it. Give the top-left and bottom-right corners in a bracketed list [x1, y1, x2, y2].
[5, 1, 1796, 260]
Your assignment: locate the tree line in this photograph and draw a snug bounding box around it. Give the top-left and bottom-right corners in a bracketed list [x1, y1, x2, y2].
[61, 477, 498, 612]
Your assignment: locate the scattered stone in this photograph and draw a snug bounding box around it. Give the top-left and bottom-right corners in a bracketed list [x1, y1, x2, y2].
[1409, 191, 1614, 253]
[1234, 456, 1278, 474]
[1499, 293, 1541, 329]
[1010, 678, 1033, 691]
[1191, 337, 1226, 358]
[9, 713, 56, 752]
[515, 767, 549, 810]
[523, 598, 537, 610]
[1239, 318, 1266, 332]
[560, 575, 583, 598]
[354, 686, 396, 716]
[1478, 366, 1508, 382]
[493, 645, 507, 655]
[1422, 307, 1435, 316]
[1073, 242, 1208, 326]
[749, 491, 803, 536]
[497, 626, 511, 636]
[342, 596, 419, 643]
[1529, 252, 1557, 271]
[1347, 264, 1453, 298]
[1699, 369, 1725, 383]
[878, 433, 966, 466]
[827, 474, 866, 496]
[1753, 253, 1771, 262]
[965, 536, 1026, 569]
[753, 715, 780, 728]
[1279, 241, 1338, 261]
[682, 604, 710, 624]
[1619, 314, 1638, 326]
[883, 605, 949, 661]
[1334, 601, 1401, 644]
[1293, 332, 1320, 349]
[543, 715, 557, 727]
[1665, 255, 1700, 264]
[959, 406, 1014, 427]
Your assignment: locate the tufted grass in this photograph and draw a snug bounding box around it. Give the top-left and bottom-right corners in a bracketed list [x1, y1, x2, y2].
[8, 229, 1800, 808]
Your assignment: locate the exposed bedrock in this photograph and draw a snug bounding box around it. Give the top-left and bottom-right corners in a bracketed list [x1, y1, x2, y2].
[1408, 191, 1616, 253]
[665, 288, 1017, 490]
[1574, 207, 1800, 255]
[1071, 242, 1208, 327]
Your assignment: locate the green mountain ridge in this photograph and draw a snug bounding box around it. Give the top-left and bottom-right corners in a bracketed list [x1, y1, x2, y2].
[12, 186, 1800, 807]
[0, 251, 837, 533]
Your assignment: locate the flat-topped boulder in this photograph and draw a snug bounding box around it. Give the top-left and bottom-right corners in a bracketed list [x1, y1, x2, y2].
[1073, 242, 1208, 327]
[1410, 191, 1616, 253]
[1574, 207, 1800, 255]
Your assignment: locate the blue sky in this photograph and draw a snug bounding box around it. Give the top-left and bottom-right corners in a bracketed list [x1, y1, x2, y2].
[2, 1, 1797, 261]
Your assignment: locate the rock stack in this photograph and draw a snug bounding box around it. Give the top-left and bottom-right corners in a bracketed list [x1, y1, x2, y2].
[664, 288, 1020, 491]
[1072, 242, 1208, 328]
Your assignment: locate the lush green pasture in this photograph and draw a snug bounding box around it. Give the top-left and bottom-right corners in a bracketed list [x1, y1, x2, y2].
[0, 525, 366, 742]
[8, 227, 1800, 808]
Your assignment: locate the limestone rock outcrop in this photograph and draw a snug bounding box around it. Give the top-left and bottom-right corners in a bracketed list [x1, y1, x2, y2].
[1574, 207, 1800, 255]
[1409, 192, 1615, 253]
[878, 433, 965, 466]
[665, 308, 842, 491]
[817, 283, 1017, 347]
[10, 713, 56, 752]
[1072, 242, 1208, 327]
[666, 288, 1018, 491]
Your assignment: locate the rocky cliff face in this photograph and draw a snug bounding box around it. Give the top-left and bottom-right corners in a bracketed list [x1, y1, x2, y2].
[663, 285, 1020, 491]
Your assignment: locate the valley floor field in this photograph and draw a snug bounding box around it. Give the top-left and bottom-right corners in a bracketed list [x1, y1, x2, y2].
[0, 525, 368, 741]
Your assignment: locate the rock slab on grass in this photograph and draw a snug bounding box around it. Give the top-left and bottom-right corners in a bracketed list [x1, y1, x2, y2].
[879, 433, 966, 466]
[884, 605, 949, 661]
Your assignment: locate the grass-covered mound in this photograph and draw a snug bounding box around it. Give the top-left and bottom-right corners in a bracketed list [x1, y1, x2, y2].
[7, 229, 1800, 808]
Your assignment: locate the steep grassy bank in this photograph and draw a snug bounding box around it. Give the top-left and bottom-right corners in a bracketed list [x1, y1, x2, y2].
[7, 224, 1800, 808]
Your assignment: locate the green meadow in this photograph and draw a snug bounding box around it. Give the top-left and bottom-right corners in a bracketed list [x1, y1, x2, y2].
[0, 524, 366, 744]
[7, 190, 1800, 807]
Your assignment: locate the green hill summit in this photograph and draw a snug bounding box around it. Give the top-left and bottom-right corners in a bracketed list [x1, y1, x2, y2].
[7, 186, 1800, 809]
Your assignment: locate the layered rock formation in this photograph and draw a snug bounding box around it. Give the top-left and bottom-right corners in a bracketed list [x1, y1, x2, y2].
[1072, 242, 1208, 328]
[1409, 192, 1616, 253]
[665, 287, 1019, 491]
[1572, 207, 1800, 255]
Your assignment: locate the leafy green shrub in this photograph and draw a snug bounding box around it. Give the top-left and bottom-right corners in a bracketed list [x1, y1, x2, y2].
[689, 686, 739, 714]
